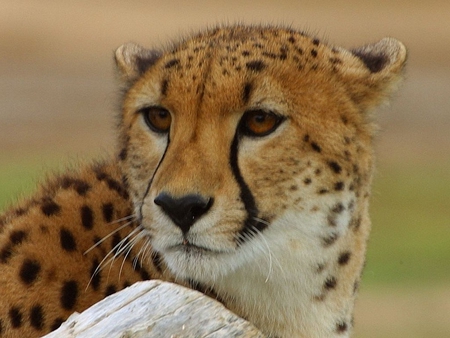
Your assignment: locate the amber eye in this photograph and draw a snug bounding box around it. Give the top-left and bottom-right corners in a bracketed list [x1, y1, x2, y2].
[240, 110, 284, 137]
[141, 107, 172, 133]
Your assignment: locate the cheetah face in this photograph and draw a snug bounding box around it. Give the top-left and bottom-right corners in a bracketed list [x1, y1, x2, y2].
[115, 26, 406, 284]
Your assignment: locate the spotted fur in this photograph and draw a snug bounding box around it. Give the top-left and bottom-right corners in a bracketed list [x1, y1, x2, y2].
[0, 24, 406, 337]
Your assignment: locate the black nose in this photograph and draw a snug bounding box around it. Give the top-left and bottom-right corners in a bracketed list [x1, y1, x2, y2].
[154, 193, 213, 234]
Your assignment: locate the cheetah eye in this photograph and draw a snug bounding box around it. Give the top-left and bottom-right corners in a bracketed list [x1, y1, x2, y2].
[141, 106, 172, 134]
[239, 110, 284, 137]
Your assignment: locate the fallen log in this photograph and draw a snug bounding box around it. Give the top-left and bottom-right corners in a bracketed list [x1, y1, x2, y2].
[44, 280, 265, 337]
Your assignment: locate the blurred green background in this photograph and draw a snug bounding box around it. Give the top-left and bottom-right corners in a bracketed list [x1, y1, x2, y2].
[1, 1, 449, 337]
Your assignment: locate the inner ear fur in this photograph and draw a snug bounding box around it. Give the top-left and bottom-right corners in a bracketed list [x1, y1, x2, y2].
[338, 38, 407, 112]
[114, 42, 161, 85]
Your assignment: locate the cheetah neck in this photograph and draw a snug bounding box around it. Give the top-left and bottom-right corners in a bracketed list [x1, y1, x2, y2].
[210, 209, 360, 338]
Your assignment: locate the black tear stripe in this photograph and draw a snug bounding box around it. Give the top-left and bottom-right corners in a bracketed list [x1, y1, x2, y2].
[230, 133, 268, 245]
[138, 135, 171, 223]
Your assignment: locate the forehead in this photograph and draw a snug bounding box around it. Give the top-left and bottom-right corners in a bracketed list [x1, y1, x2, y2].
[131, 26, 347, 118]
[159, 26, 336, 76]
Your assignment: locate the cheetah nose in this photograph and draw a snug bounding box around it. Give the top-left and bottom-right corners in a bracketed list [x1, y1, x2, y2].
[154, 192, 213, 234]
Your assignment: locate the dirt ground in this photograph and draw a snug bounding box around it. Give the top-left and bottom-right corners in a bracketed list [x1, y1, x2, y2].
[1, 1, 449, 336]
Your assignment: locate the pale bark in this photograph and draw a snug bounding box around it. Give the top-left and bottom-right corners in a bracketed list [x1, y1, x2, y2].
[44, 280, 265, 338]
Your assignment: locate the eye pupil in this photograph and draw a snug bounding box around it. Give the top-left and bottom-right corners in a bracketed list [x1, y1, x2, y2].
[254, 113, 266, 123]
[141, 107, 171, 133]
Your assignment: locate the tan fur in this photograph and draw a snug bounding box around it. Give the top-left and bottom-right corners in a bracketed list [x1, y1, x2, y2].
[0, 24, 406, 337]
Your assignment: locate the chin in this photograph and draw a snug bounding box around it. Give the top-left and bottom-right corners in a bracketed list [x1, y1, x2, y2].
[162, 246, 240, 283]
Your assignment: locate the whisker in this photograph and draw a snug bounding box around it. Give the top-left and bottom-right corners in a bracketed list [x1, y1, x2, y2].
[84, 220, 134, 255]
[107, 214, 137, 226]
[118, 232, 145, 280]
[86, 225, 142, 288]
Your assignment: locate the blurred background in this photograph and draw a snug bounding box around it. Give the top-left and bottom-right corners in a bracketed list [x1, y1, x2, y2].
[1, 1, 449, 336]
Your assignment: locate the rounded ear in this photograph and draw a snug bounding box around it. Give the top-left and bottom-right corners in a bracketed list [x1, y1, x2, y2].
[337, 38, 407, 112]
[114, 43, 161, 85]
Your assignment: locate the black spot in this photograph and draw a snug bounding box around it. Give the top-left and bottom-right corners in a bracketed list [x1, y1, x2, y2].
[242, 50, 250, 56]
[316, 263, 326, 273]
[352, 217, 362, 232]
[14, 207, 27, 217]
[0, 244, 13, 263]
[242, 82, 252, 104]
[111, 233, 122, 254]
[95, 171, 129, 199]
[312, 38, 320, 46]
[319, 188, 329, 194]
[9, 307, 23, 328]
[353, 280, 360, 294]
[322, 233, 338, 247]
[151, 251, 163, 273]
[352, 49, 388, 73]
[164, 58, 180, 69]
[334, 181, 345, 191]
[245, 60, 266, 72]
[336, 321, 348, 333]
[303, 134, 310, 142]
[327, 215, 337, 227]
[303, 178, 312, 185]
[60, 228, 77, 252]
[262, 52, 277, 59]
[106, 178, 129, 200]
[0, 318, 3, 334]
[81, 205, 94, 230]
[324, 276, 337, 290]
[90, 259, 101, 291]
[340, 115, 348, 124]
[161, 79, 168, 96]
[140, 267, 151, 280]
[328, 161, 342, 174]
[332, 203, 345, 214]
[288, 36, 296, 44]
[19, 259, 41, 285]
[10, 230, 28, 245]
[118, 147, 127, 161]
[51, 317, 64, 331]
[30, 305, 44, 330]
[338, 251, 352, 266]
[41, 200, 61, 216]
[61, 177, 91, 196]
[105, 285, 117, 297]
[60, 280, 78, 310]
[311, 142, 321, 153]
[329, 57, 343, 66]
[102, 203, 114, 223]
[311, 49, 318, 57]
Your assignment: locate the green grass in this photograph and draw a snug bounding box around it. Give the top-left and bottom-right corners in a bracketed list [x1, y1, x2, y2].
[1, 157, 449, 288]
[363, 163, 450, 287]
[0, 157, 63, 211]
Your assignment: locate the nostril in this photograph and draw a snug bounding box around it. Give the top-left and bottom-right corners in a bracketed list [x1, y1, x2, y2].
[190, 198, 213, 218]
[154, 193, 213, 234]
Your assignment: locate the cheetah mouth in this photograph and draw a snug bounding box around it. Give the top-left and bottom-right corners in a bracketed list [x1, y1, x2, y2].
[167, 241, 227, 256]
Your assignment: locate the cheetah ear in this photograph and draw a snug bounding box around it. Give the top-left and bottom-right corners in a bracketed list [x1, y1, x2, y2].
[339, 38, 407, 111]
[114, 43, 161, 84]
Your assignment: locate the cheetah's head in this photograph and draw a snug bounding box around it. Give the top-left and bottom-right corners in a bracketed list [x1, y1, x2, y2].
[114, 25, 406, 284]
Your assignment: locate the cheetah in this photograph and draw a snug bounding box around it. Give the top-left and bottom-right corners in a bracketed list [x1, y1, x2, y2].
[0, 24, 407, 337]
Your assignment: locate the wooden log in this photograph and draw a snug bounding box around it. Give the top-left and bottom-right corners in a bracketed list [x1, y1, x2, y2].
[44, 280, 265, 337]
